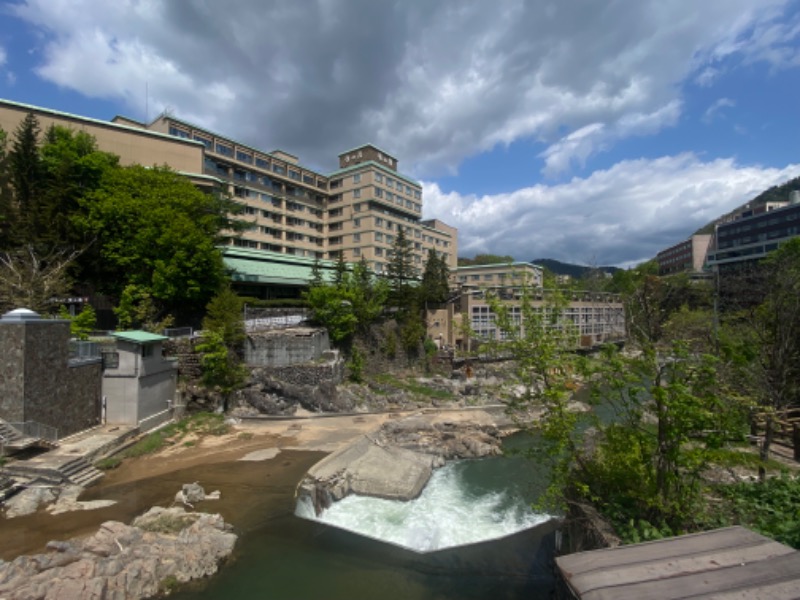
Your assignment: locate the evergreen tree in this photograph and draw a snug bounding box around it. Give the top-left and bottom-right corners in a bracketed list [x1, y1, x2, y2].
[387, 227, 416, 308]
[420, 249, 450, 304]
[9, 112, 43, 244]
[0, 127, 14, 250]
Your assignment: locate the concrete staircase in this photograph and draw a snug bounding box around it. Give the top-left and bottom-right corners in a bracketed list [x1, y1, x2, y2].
[0, 419, 54, 453]
[3, 456, 104, 488]
[58, 457, 105, 487]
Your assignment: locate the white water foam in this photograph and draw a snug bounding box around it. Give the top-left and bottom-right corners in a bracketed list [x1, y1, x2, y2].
[296, 462, 551, 552]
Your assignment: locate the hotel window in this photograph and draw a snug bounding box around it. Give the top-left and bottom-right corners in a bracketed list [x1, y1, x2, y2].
[236, 150, 253, 163]
[386, 178, 394, 189]
[329, 208, 343, 217]
[374, 187, 383, 198]
[386, 235, 395, 245]
[354, 203, 362, 212]
[375, 232, 384, 242]
[289, 170, 300, 181]
[375, 217, 384, 227]
[353, 233, 361, 242]
[375, 172, 384, 183]
[330, 179, 342, 189]
[303, 174, 314, 185]
[354, 247, 361, 257]
[354, 218, 361, 227]
[405, 185, 412, 195]
[169, 126, 190, 139]
[255, 157, 269, 169]
[353, 189, 361, 199]
[375, 247, 383, 256]
[273, 164, 286, 175]
[353, 173, 361, 183]
[193, 134, 212, 148]
[215, 142, 233, 156]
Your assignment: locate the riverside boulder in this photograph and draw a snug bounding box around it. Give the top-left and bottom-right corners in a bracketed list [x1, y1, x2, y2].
[0, 507, 236, 600]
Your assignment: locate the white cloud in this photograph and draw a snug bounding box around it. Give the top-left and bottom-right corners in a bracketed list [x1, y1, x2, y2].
[11, 0, 796, 176]
[703, 97, 736, 123]
[423, 155, 800, 266]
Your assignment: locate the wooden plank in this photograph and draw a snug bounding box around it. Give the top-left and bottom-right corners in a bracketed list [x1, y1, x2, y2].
[568, 539, 794, 592]
[556, 527, 765, 576]
[697, 579, 800, 600]
[580, 551, 800, 600]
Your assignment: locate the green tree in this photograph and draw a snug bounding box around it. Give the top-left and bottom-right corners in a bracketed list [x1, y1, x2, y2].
[76, 165, 236, 318]
[114, 284, 175, 332]
[39, 125, 118, 248]
[196, 330, 247, 412]
[386, 227, 417, 309]
[724, 239, 800, 478]
[304, 256, 388, 344]
[8, 112, 43, 245]
[58, 304, 97, 340]
[419, 249, 450, 305]
[0, 127, 14, 250]
[202, 286, 245, 347]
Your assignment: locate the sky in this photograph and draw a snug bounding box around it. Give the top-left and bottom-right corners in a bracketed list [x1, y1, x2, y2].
[1, 0, 800, 267]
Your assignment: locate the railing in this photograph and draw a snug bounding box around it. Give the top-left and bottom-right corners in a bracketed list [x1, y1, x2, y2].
[163, 327, 193, 339]
[751, 408, 800, 461]
[243, 307, 310, 332]
[69, 340, 101, 361]
[8, 421, 59, 445]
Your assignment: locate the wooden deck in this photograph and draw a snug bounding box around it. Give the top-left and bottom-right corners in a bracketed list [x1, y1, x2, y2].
[555, 526, 800, 599]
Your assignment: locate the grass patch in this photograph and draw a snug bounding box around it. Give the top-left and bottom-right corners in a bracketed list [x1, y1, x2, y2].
[120, 412, 230, 459]
[160, 575, 181, 594]
[370, 373, 454, 401]
[95, 456, 122, 470]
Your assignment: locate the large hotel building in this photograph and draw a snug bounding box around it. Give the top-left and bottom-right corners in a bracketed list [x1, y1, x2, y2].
[0, 98, 457, 296]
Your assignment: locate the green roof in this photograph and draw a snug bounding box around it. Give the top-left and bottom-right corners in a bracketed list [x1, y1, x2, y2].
[111, 331, 168, 344]
[326, 160, 421, 188]
[222, 247, 337, 286]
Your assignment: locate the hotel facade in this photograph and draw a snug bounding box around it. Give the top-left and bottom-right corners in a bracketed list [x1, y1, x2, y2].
[0, 99, 457, 296]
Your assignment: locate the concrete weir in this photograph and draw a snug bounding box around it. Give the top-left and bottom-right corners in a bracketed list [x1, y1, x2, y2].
[296, 411, 506, 515]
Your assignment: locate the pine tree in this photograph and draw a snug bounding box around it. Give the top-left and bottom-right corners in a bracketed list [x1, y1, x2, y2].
[9, 112, 43, 244]
[387, 227, 416, 308]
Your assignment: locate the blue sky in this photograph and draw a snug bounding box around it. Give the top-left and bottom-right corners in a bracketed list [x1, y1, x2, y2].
[2, 0, 800, 266]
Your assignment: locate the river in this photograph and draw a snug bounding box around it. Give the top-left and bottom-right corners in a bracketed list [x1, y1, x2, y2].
[2, 434, 559, 599]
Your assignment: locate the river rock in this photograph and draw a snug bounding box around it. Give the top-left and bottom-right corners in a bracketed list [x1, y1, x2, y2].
[297, 413, 505, 514]
[3, 486, 58, 518]
[0, 507, 237, 600]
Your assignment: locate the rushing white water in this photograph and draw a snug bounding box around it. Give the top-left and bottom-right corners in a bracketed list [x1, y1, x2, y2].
[295, 462, 552, 553]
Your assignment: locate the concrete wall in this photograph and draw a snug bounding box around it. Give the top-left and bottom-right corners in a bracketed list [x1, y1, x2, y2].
[102, 340, 177, 429]
[0, 318, 102, 438]
[244, 327, 330, 367]
[0, 325, 26, 422]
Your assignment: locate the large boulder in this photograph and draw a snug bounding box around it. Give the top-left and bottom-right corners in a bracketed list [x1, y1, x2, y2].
[0, 507, 236, 600]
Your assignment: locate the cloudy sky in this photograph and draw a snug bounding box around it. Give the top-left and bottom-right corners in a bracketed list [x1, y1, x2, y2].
[2, 0, 800, 266]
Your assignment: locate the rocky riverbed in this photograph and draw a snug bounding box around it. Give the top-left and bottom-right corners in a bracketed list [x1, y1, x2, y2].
[297, 412, 508, 514]
[0, 505, 236, 600]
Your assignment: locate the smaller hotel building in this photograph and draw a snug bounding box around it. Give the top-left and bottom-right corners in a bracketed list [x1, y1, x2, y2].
[428, 262, 625, 351]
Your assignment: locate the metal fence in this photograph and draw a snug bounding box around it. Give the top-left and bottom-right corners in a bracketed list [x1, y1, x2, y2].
[163, 327, 193, 338]
[68, 340, 101, 361]
[8, 421, 59, 444]
[243, 306, 311, 332]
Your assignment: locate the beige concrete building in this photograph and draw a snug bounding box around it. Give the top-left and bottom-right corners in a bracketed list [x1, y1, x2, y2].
[428, 262, 625, 351]
[656, 234, 712, 276]
[0, 99, 457, 286]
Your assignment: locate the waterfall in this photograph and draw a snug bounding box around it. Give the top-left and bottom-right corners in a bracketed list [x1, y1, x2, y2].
[296, 461, 552, 553]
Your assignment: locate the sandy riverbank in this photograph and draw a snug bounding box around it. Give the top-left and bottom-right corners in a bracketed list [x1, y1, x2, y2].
[1, 408, 509, 561]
